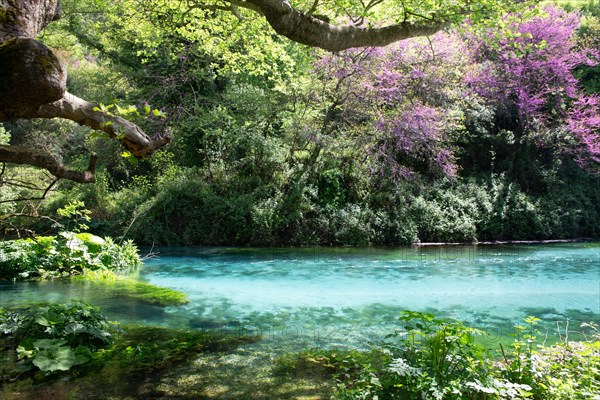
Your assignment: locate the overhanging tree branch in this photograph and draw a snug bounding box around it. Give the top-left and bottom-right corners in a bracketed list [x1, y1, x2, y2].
[0, 0, 473, 180]
[0, 146, 97, 183]
[243, 0, 448, 51]
[35, 93, 170, 157]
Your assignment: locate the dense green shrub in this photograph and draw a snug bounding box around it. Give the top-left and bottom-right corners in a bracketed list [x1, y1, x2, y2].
[0, 302, 115, 373]
[411, 191, 479, 243]
[42, 165, 600, 246]
[321, 312, 600, 400]
[126, 172, 257, 245]
[0, 232, 140, 280]
[99, 171, 599, 246]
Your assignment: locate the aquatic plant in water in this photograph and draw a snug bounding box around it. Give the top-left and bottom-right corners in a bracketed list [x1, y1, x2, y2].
[73, 269, 189, 306]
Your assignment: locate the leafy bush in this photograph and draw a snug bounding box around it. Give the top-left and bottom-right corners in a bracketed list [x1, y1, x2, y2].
[494, 318, 600, 399]
[332, 311, 492, 400]
[0, 232, 141, 280]
[0, 302, 116, 373]
[127, 173, 256, 245]
[329, 312, 600, 400]
[412, 191, 479, 243]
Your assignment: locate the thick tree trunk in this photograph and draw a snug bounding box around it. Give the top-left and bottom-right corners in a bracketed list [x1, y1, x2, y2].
[0, 37, 66, 114]
[0, 0, 61, 41]
[0, 0, 168, 182]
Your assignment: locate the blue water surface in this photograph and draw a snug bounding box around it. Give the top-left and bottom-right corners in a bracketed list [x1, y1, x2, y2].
[1, 243, 599, 349]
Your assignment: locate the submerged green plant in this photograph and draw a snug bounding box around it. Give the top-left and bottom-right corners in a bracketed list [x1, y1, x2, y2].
[73, 270, 189, 306]
[104, 325, 258, 373]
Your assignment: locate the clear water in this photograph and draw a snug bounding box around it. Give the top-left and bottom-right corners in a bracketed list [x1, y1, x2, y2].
[1, 244, 599, 350]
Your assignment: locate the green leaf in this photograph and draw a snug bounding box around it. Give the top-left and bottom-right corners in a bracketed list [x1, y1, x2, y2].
[35, 315, 50, 326]
[152, 109, 165, 118]
[16, 345, 34, 359]
[33, 338, 67, 349]
[32, 346, 77, 372]
[121, 151, 139, 164]
[74, 345, 92, 365]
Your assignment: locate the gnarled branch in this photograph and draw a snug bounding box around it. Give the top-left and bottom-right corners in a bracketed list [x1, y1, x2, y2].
[0, 146, 97, 183]
[244, 0, 447, 51]
[35, 93, 170, 157]
[0, 0, 170, 174]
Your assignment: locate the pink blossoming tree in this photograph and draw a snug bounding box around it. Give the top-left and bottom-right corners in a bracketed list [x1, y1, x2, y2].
[466, 6, 599, 171]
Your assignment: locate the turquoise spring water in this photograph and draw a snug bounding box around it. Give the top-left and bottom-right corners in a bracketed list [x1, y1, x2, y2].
[1, 243, 599, 350]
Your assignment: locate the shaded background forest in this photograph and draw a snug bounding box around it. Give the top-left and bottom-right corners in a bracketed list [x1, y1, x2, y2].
[1, 0, 599, 246]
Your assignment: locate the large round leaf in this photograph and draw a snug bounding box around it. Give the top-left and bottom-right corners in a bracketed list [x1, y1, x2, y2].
[32, 346, 77, 372]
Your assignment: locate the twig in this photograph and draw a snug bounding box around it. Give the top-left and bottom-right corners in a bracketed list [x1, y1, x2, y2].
[141, 242, 160, 261]
[499, 343, 510, 367]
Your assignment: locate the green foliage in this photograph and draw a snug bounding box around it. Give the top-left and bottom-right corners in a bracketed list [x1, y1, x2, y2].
[327, 313, 600, 400]
[27, 339, 83, 372]
[125, 171, 257, 245]
[412, 190, 480, 243]
[495, 318, 600, 399]
[6, 0, 597, 246]
[0, 232, 141, 281]
[0, 303, 258, 386]
[88, 167, 599, 246]
[0, 302, 115, 373]
[336, 311, 492, 400]
[407, 173, 600, 243]
[575, 14, 600, 94]
[56, 200, 91, 232]
[0, 123, 9, 145]
[274, 348, 389, 382]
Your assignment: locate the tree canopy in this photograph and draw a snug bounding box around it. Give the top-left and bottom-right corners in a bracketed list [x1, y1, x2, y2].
[1, 0, 525, 181]
[1, 0, 599, 245]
